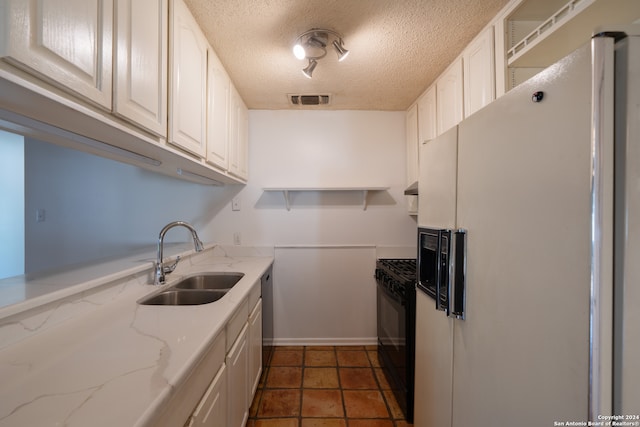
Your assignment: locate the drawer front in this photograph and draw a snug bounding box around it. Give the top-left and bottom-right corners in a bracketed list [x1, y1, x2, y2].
[248, 279, 261, 312]
[226, 298, 248, 352]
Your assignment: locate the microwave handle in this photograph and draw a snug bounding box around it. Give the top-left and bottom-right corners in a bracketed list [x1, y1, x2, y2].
[448, 229, 467, 320]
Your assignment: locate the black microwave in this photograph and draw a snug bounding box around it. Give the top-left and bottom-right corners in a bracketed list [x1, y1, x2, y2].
[417, 227, 467, 319]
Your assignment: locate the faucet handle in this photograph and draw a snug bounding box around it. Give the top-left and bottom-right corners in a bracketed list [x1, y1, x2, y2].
[163, 256, 181, 274]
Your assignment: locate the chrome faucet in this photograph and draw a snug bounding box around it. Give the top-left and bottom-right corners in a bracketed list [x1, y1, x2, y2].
[154, 221, 205, 285]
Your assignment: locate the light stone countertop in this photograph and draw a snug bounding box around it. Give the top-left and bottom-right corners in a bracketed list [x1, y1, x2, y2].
[0, 245, 274, 427]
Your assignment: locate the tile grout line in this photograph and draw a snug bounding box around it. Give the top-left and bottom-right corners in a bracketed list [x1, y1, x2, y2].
[250, 345, 409, 426]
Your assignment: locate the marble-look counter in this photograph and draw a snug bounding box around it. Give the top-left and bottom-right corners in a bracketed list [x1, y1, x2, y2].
[0, 245, 274, 427]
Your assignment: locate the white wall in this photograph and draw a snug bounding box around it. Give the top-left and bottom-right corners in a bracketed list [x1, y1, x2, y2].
[0, 130, 25, 279]
[19, 110, 416, 345]
[24, 138, 234, 274]
[211, 110, 416, 246]
[211, 110, 416, 345]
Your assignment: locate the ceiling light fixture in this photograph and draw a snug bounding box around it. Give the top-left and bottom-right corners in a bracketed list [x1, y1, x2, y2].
[302, 59, 318, 79]
[292, 28, 349, 78]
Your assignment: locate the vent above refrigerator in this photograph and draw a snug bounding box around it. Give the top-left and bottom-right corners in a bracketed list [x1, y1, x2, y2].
[289, 94, 331, 106]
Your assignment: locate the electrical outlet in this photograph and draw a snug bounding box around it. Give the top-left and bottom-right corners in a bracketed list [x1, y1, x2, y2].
[231, 197, 240, 211]
[36, 209, 46, 223]
[233, 232, 241, 245]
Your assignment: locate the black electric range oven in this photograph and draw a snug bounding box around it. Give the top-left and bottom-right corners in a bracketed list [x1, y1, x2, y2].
[375, 258, 416, 423]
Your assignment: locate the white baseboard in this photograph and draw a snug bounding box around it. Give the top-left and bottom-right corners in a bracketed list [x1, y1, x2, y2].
[266, 337, 378, 347]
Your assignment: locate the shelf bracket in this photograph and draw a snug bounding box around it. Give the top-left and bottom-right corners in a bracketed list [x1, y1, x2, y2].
[283, 190, 291, 211]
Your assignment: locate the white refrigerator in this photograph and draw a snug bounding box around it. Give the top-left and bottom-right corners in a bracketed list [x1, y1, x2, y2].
[414, 27, 640, 427]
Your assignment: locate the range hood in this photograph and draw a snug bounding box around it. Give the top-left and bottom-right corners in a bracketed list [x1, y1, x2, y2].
[404, 181, 419, 195]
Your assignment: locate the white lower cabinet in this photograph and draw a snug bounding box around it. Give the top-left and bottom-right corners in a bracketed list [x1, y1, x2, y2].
[186, 364, 227, 427]
[248, 299, 263, 397]
[220, 281, 262, 427]
[227, 324, 249, 427]
[180, 285, 263, 427]
[182, 290, 262, 427]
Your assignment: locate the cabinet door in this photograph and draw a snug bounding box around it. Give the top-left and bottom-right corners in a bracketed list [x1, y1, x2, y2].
[228, 86, 248, 180]
[405, 104, 419, 185]
[237, 102, 249, 179]
[207, 49, 230, 170]
[0, 0, 113, 109]
[436, 58, 464, 135]
[406, 103, 419, 215]
[114, 0, 168, 136]
[188, 364, 227, 427]
[463, 27, 495, 118]
[417, 86, 437, 144]
[248, 299, 263, 397]
[169, 0, 207, 157]
[226, 324, 249, 427]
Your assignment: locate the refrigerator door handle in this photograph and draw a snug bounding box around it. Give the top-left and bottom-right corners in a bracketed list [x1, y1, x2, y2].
[448, 229, 467, 319]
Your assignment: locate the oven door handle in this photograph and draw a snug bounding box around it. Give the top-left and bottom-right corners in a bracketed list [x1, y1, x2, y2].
[448, 229, 467, 319]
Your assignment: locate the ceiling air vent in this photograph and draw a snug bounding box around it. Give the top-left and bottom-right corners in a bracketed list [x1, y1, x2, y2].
[289, 94, 331, 106]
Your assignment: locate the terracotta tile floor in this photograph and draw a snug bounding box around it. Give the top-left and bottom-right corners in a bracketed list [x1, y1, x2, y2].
[248, 346, 413, 427]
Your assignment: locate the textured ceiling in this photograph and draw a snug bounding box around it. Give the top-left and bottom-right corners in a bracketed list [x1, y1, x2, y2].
[184, 0, 511, 110]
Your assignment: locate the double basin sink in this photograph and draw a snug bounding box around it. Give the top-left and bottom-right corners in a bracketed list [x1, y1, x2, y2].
[138, 272, 244, 306]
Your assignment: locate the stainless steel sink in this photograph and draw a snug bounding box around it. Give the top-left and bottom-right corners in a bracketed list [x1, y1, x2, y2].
[138, 289, 227, 306]
[172, 273, 244, 290]
[138, 272, 245, 306]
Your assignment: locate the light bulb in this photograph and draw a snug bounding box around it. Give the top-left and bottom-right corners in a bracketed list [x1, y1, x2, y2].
[293, 43, 306, 60]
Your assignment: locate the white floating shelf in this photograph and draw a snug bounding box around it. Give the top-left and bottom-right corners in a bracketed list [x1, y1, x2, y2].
[263, 187, 390, 211]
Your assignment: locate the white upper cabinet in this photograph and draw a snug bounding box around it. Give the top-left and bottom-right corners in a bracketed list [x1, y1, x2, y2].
[406, 103, 419, 215]
[436, 58, 464, 135]
[0, 0, 113, 109]
[406, 103, 419, 185]
[207, 49, 230, 171]
[463, 26, 495, 118]
[169, 0, 208, 157]
[417, 85, 437, 144]
[228, 85, 248, 181]
[114, 0, 168, 137]
[236, 100, 249, 180]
